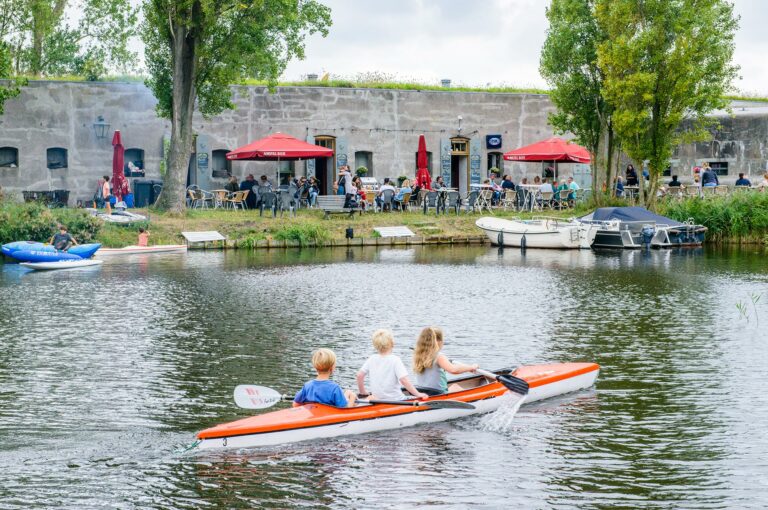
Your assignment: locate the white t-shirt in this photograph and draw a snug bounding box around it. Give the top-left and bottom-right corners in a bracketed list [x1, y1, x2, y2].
[360, 353, 408, 400]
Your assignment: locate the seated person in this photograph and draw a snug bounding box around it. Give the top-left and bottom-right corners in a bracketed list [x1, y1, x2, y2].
[294, 348, 356, 408]
[412, 326, 477, 394]
[394, 178, 411, 207]
[735, 173, 751, 187]
[539, 178, 554, 194]
[225, 176, 239, 193]
[626, 164, 639, 186]
[433, 176, 446, 189]
[615, 176, 625, 197]
[49, 225, 78, 251]
[501, 175, 515, 191]
[357, 329, 427, 400]
[701, 163, 719, 187]
[668, 175, 682, 187]
[376, 178, 397, 210]
[567, 176, 580, 201]
[757, 172, 768, 190]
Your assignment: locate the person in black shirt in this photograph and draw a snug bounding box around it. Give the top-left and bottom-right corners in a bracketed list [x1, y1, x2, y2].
[49, 225, 78, 251]
[626, 164, 639, 186]
[501, 174, 515, 191]
[735, 173, 752, 187]
[668, 175, 682, 187]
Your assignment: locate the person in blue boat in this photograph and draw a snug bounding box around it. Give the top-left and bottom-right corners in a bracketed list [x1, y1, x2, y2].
[49, 225, 78, 251]
[294, 348, 357, 408]
[412, 326, 477, 394]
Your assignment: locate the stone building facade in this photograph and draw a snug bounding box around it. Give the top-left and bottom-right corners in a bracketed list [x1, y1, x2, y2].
[0, 81, 766, 204]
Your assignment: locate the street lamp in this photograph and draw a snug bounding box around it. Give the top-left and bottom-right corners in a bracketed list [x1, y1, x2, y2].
[93, 116, 110, 139]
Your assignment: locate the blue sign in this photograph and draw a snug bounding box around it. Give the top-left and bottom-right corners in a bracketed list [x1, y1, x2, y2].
[486, 134, 502, 150]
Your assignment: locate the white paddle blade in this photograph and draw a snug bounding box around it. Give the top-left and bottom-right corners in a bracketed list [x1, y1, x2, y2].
[233, 385, 284, 409]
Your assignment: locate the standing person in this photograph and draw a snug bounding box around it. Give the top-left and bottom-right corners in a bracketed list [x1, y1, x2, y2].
[626, 164, 639, 186]
[356, 329, 428, 401]
[102, 176, 112, 214]
[701, 162, 719, 187]
[137, 227, 150, 247]
[339, 165, 354, 207]
[94, 177, 105, 208]
[294, 348, 357, 408]
[49, 225, 78, 251]
[412, 327, 477, 394]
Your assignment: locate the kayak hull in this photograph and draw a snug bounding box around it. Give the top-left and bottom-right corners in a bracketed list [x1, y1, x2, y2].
[20, 259, 104, 270]
[194, 362, 599, 451]
[97, 245, 187, 256]
[3, 243, 100, 262]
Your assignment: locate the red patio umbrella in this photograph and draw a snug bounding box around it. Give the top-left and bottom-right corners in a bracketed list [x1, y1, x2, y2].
[415, 134, 432, 190]
[111, 130, 129, 201]
[227, 132, 333, 161]
[503, 137, 590, 163]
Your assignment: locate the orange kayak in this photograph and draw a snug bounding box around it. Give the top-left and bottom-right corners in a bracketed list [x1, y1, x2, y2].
[193, 362, 599, 450]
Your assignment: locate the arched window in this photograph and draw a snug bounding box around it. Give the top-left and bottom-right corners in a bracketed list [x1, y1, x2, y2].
[0, 147, 19, 168]
[355, 151, 373, 175]
[46, 148, 68, 170]
[212, 149, 231, 178]
[124, 148, 145, 177]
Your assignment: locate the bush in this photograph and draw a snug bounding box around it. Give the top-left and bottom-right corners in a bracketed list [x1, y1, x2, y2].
[0, 202, 102, 245]
[658, 191, 768, 243]
[356, 166, 368, 176]
[273, 223, 331, 247]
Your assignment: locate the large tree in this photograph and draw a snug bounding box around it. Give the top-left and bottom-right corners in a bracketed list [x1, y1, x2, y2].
[540, 0, 616, 202]
[596, 0, 739, 208]
[0, 0, 137, 78]
[142, 0, 331, 212]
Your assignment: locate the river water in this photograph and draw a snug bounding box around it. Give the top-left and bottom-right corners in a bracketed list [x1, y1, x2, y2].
[1, 246, 766, 509]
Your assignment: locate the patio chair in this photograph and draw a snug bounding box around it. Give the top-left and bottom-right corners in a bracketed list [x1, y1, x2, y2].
[422, 190, 438, 214]
[298, 188, 310, 209]
[259, 191, 277, 217]
[538, 191, 554, 210]
[444, 190, 461, 214]
[279, 189, 297, 217]
[702, 185, 718, 198]
[715, 185, 729, 196]
[365, 191, 376, 212]
[186, 185, 199, 208]
[378, 189, 394, 212]
[394, 192, 411, 212]
[477, 189, 494, 212]
[501, 190, 516, 210]
[213, 189, 228, 209]
[683, 186, 700, 199]
[226, 190, 247, 210]
[462, 190, 479, 213]
[556, 189, 571, 209]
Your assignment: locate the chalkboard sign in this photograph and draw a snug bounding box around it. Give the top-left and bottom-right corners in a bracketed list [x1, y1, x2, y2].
[440, 138, 451, 186]
[470, 138, 481, 184]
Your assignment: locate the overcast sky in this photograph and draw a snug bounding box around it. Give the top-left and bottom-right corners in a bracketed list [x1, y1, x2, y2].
[281, 0, 768, 95]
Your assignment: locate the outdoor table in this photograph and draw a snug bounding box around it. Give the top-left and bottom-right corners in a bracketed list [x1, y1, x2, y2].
[518, 184, 541, 212]
[211, 189, 230, 209]
[623, 186, 639, 203]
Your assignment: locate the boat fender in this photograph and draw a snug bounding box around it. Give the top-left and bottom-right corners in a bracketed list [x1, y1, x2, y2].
[520, 234, 527, 251]
[497, 231, 504, 246]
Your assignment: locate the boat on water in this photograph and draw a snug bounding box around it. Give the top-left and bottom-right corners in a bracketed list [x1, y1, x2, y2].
[3, 243, 102, 262]
[577, 207, 706, 249]
[192, 362, 599, 451]
[20, 259, 104, 270]
[97, 245, 187, 256]
[476, 217, 597, 249]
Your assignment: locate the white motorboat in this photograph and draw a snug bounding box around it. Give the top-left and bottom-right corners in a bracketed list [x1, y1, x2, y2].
[20, 259, 104, 270]
[476, 217, 597, 249]
[96, 245, 187, 256]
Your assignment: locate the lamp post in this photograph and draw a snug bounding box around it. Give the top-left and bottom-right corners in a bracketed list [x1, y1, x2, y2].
[93, 116, 110, 139]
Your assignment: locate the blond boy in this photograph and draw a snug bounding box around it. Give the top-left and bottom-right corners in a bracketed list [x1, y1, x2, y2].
[294, 348, 356, 408]
[356, 329, 428, 401]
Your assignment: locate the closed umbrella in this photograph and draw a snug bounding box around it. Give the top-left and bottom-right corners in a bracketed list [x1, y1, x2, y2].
[111, 130, 129, 202]
[415, 134, 432, 190]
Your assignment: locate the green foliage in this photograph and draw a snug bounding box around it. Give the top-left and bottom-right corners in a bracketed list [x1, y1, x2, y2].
[0, 42, 26, 114]
[272, 223, 330, 247]
[0, 202, 101, 245]
[596, 0, 739, 207]
[356, 166, 368, 176]
[659, 192, 768, 243]
[397, 175, 408, 186]
[2, 0, 138, 78]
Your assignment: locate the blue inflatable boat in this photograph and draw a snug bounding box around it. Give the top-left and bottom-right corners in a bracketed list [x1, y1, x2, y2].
[2, 242, 101, 262]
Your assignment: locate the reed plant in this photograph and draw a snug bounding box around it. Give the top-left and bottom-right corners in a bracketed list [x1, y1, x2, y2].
[659, 191, 768, 243]
[272, 222, 331, 247]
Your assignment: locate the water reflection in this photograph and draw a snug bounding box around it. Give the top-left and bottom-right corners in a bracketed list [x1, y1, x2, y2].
[1, 246, 767, 508]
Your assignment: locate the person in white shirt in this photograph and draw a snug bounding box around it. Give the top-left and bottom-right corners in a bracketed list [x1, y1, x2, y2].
[376, 178, 397, 210]
[539, 178, 554, 194]
[357, 329, 428, 401]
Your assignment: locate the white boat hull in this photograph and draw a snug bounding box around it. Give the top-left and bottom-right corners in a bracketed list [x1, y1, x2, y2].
[20, 259, 104, 270]
[193, 368, 599, 451]
[476, 217, 597, 249]
[97, 245, 187, 256]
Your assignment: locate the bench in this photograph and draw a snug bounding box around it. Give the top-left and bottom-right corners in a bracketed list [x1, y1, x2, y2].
[317, 195, 360, 219]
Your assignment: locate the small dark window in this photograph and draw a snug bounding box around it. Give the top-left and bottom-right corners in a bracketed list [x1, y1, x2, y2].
[710, 161, 728, 176]
[414, 151, 433, 172]
[278, 161, 295, 185]
[124, 148, 145, 177]
[487, 152, 504, 173]
[0, 147, 18, 167]
[212, 149, 231, 178]
[46, 148, 68, 169]
[355, 151, 373, 175]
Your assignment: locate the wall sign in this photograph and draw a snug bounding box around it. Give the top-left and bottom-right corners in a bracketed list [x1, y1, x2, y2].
[486, 134, 502, 150]
[440, 138, 451, 186]
[306, 135, 315, 178]
[470, 138, 482, 184]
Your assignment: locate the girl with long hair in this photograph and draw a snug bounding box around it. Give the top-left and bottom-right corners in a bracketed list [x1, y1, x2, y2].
[412, 327, 478, 394]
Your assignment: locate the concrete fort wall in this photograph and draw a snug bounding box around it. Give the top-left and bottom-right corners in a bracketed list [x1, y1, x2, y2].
[0, 80, 766, 204]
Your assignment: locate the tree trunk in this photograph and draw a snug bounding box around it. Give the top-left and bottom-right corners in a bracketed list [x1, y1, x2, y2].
[156, 18, 199, 213]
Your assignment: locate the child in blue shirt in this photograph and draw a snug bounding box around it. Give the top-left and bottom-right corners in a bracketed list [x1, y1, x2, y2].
[294, 348, 356, 408]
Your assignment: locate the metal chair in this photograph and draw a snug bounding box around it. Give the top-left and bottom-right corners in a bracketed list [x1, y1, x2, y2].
[715, 185, 730, 196]
[462, 190, 479, 213]
[378, 189, 394, 212]
[226, 190, 247, 210]
[394, 192, 411, 212]
[259, 191, 277, 217]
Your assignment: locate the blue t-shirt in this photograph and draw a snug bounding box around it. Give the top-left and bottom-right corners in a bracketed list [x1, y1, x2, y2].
[294, 379, 347, 408]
